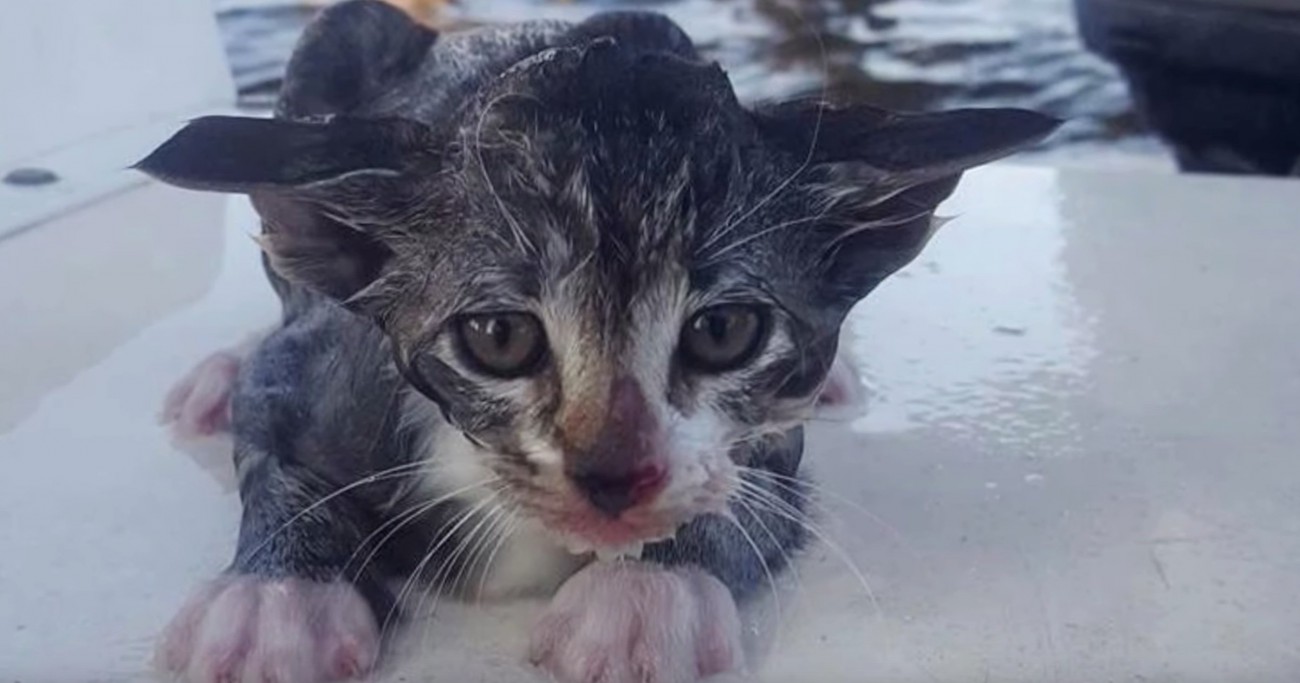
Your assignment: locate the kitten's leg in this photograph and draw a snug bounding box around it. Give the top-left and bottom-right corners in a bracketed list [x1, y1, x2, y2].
[157, 453, 389, 683]
[531, 431, 808, 683]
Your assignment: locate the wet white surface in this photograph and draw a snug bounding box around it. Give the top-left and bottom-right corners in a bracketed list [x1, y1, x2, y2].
[2, 165, 1299, 681]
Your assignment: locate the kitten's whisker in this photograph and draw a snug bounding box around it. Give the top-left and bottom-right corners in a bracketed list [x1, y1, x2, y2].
[743, 467, 914, 552]
[421, 501, 516, 645]
[733, 493, 805, 597]
[244, 460, 437, 563]
[381, 487, 504, 642]
[430, 501, 507, 612]
[416, 500, 508, 647]
[475, 510, 521, 605]
[347, 498, 440, 581]
[452, 503, 514, 606]
[720, 506, 784, 643]
[734, 478, 882, 616]
[345, 477, 496, 581]
[380, 501, 479, 643]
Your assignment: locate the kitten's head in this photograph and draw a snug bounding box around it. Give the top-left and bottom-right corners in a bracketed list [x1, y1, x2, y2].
[139, 38, 1057, 552]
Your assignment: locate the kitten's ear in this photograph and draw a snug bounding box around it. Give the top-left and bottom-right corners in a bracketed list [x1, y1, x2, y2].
[135, 115, 434, 301]
[756, 102, 1061, 302]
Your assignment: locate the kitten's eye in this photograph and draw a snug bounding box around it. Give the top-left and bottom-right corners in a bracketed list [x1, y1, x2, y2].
[679, 305, 770, 372]
[456, 312, 547, 377]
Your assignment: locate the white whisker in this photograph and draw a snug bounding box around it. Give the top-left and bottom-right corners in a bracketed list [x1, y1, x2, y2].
[243, 460, 437, 564]
[720, 505, 785, 645]
[734, 477, 882, 616]
[415, 498, 510, 647]
[475, 511, 521, 604]
[743, 466, 915, 553]
[345, 477, 497, 581]
[381, 487, 504, 641]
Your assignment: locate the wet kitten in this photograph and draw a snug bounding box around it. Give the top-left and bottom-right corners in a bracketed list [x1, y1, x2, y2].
[137, 2, 1058, 682]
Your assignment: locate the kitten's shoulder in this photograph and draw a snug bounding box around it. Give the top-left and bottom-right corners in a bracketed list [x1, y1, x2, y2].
[233, 299, 405, 484]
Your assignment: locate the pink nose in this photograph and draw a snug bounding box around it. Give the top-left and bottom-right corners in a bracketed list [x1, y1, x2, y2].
[566, 377, 667, 517]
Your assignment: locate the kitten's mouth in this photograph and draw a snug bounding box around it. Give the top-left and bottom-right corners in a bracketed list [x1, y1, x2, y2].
[547, 513, 681, 559]
[558, 537, 652, 561]
[523, 457, 735, 558]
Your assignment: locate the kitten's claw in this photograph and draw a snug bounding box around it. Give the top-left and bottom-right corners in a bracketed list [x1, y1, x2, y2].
[157, 576, 378, 683]
[529, 561, 744, 683]
[160, 351, 242, 441]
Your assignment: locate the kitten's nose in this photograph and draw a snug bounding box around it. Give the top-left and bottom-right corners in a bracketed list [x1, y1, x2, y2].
[565, 377, 667, 517]
[571, 461, 667, 517]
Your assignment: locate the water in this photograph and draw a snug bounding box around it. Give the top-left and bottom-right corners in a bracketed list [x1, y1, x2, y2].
[215, 0, 1160, 164]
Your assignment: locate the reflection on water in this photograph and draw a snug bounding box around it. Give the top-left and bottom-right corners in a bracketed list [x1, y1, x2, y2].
[216, 0, 1155, 163]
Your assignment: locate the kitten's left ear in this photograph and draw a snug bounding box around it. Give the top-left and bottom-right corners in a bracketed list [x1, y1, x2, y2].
[755, 102, 1061, 303]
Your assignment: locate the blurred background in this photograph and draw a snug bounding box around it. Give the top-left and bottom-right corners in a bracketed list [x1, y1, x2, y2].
[217, 0, 1300, 176]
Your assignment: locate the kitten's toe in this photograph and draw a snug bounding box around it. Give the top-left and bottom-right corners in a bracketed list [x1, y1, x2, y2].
[157, 576, 378, 683]
[530, 561, 743, 683]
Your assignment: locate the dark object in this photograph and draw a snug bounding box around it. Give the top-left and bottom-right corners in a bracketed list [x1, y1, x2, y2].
[1075, 0, 1300, 176]
[3, 167, 59, 186]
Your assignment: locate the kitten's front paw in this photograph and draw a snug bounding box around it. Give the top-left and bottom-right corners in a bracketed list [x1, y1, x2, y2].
[160, 350, 242, 440]
[529, 562, 743, 683]
[156, 576, 378, 683]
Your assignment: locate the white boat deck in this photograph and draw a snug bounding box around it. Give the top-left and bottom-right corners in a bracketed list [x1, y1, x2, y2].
[2, 163, 1298, 681]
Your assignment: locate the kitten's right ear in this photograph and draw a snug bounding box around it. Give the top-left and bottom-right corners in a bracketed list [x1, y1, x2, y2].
[136, 115, 434, 302]
[755, 102, 1060, 304]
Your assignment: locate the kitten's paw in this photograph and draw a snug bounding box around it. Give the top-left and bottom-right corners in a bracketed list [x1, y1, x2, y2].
[529, 562, 743, 683]
[156, 576, 378, 683]
[816, 354, 862, 409]
[160, 351, 242, 440]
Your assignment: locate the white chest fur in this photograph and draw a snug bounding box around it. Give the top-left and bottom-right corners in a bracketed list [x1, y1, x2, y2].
[405, 398, 586, 599]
